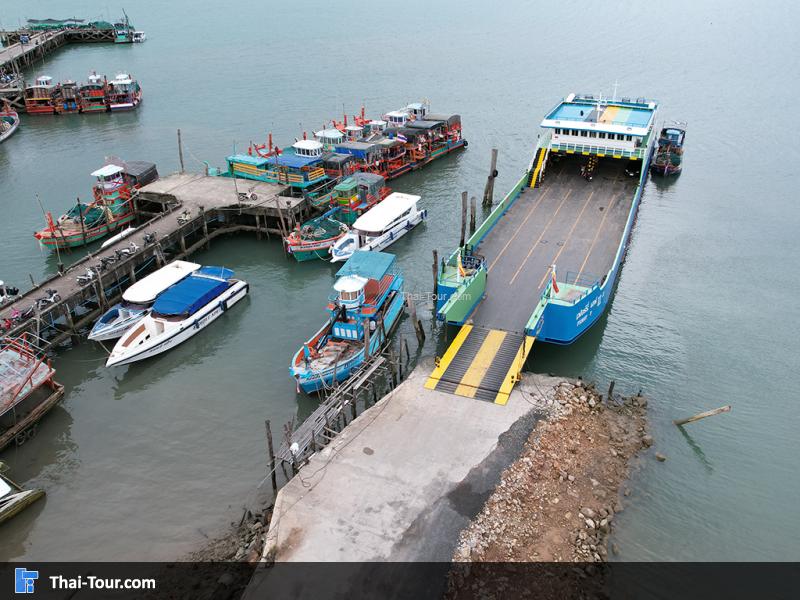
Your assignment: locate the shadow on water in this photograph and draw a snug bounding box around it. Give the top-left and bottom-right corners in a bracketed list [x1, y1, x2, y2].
[648, 172, 681, 193]
[677, 425, 714, 474]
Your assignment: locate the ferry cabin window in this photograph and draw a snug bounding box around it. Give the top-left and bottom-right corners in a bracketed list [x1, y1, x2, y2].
[625, 135, 632, 141]
[616, 134, 624, 141]
[572, 129, 579, 136]
[598, 132, 606, 139]
[589, 131, 597, 138]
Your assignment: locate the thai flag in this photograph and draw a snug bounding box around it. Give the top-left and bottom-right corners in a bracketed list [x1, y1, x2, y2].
[396, 133, 408, 143]
[550, 264, 560, 294]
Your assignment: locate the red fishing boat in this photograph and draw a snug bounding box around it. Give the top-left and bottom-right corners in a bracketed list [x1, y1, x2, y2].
[24, 75, 56, 115]
[79, 72, 109, 113]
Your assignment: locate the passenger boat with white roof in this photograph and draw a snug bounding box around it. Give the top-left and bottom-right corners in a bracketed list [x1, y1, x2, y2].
[107, 73, 142, 111]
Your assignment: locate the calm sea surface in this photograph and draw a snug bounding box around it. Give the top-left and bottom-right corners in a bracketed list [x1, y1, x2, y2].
[1, 0, 798, 560]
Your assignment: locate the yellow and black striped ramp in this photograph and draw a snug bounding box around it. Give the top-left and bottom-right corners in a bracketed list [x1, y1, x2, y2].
[425, 325, 536, 405]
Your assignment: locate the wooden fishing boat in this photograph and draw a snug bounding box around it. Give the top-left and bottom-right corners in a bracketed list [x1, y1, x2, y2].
[79, 72, 109, 113]
[285, 208, 349, 262]
[0, 103, 20, 143]
[24, 75, 56, 115]
[54, 79, 81, 114]
[651, 121, 686, 176]
[34, 160, 159, 249]
[0, 334, 64, 452]
[107, 73, 142, 111]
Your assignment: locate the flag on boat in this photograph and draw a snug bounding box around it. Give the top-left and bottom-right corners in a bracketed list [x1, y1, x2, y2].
[550, 264, 560, 295]
[457, 252, 467, 279]
[396, 133, 408, 143]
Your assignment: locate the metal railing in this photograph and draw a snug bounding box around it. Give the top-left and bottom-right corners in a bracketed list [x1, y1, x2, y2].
[550, 142, 647, 159]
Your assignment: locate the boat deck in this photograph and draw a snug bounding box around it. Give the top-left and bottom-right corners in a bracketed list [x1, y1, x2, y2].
[473, 155, 636, 333]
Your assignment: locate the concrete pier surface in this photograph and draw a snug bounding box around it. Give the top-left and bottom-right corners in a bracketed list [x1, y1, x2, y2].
[261, 358, 564, 563]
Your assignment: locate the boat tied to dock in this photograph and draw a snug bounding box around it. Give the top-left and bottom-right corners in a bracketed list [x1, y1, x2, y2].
[290, 252, 404, 393]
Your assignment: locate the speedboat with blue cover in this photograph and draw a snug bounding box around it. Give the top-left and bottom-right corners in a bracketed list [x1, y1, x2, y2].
[290, 252, 404, 393]
[106, 267, 248, 367]
[88, 260, 200, 341]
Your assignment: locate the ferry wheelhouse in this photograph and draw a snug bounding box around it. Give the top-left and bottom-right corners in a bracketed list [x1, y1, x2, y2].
[54, 79, 81, 114]
[435, 93, 658, 346]
[107, 73, 142, 111]
[24, 76, 56, 115]
[290, 252, 404, 393]
[79, 72, 109, 113]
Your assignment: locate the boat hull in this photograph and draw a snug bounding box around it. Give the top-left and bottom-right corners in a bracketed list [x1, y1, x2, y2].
[0, 115, 20, 144]
[35, 212, 135, 249]
[106, 281, 248, 367]
[292, 289, 404, 393]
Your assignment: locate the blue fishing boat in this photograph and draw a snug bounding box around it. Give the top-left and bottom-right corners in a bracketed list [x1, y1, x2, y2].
[290, 252, 404, 394]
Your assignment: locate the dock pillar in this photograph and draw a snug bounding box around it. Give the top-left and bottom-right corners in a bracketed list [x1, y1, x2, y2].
[469, 196, 477, 234]
[363, 318, 371, 358]
[460, 191, 467, 248]
[405, 292, 425, 346]
[432, 249, 439, 301]
[61, 305, 80, 346]
[94, 275, 108, 309]
[179, 234, 187, 254]
[128, 265, 137, 285]
[199, 206, 209, 249]
[483, 148, 498, 207]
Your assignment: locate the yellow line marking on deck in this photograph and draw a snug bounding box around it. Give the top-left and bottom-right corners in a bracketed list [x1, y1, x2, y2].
[487, 188, 551, 273]
[537, 190, 596, 289]
[575, 191, 621, 281]
[507, 189, 573, 286]
[494, 335, 536, 405]
[425, 324, 473, 389]
[453, 329, 507, 398]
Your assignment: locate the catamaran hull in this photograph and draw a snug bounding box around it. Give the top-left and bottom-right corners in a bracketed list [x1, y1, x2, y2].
[292, 290, 404, 394]
[105, 281, 248, 367]
[330, 210, 427, 263]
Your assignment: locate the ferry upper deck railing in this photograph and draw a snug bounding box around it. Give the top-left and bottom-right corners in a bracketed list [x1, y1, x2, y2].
[549, 141, 648, 160]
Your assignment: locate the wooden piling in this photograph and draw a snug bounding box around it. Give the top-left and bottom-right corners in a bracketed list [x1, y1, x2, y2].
[177, 129, 185, 174]
[128, 265, 137, 285]
[469, 196, 477, 234]
[405, 293, 425, 345]
[674, 405, 731, 427]
[607, 380, 615, 401]
[265, 420, 278, 496]
[61, 305, 80, 345]
[460, 191, 468, 247]
[199, 206, 209, 249]
[363, 317, 371, 358]
[483, 148, 498, 207]
[432, 249, 439, 301]
[350, 392, 357, 422]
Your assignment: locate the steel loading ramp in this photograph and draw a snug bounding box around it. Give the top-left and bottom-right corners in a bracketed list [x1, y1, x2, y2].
[425, 325, 535, 405]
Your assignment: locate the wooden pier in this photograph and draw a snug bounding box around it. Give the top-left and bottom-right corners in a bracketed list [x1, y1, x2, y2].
[0, 28, 120, 111]
[0, 173, 310, 353]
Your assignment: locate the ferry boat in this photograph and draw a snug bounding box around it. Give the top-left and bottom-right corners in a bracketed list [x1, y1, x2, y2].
[0, 103, 20, 143]
[284, 208, 349, 262]
[0, 334, 64, 452]
[34, 160, 158, 249]
[88, 261, 201, 341]
[330, 193, 425, 263]
[651, 121, 686, 176]
[107, 73, 142, 111]
[24, 75, 57, 115]
[435, 92, 658, 345]
[106, 267, 249, 367]
[54, 79, 81, 114]
[290, 252, 404, 393]
[79, 72, 109, 113]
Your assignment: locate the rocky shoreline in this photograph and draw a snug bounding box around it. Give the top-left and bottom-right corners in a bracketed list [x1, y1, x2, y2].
[452, 378, 649, 564]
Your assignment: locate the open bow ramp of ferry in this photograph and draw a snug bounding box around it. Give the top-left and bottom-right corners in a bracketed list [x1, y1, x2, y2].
[430, 93, 657, 403]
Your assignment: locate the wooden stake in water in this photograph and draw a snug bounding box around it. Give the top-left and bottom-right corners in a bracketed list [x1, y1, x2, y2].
[177, 128, 185, 173]
[469, 196, 477, 234]
[483, 148, 498, 207]
[460, 191, 467, 247]
[432, 249, 439, 301]
[674, 405, 731, 427]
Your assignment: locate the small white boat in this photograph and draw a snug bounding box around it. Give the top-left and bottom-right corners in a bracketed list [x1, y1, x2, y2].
[329, 192, 425, 263]
[106, 266, 248, 367]
[100, 226, 137, 249]
[89, 260, 200, 341]
[132, 31, 146, 42]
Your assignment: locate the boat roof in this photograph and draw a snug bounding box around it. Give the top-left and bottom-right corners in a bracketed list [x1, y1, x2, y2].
[385, 110, 408, 118]
[91, 164, 124, 177]
[124, 160, 158, 179]
[322, 152, 352, 165]
[352, 192, 420, 232]
[352, 171, 385, 185]
[293, 139, 323, 151]
[123, 260, 200, 304]
[541, 93, 657, 136]
[152, 266, 233, 316]
[315, 128, 344, 138]
[407, 120, 443, 130]
[264, 148, 321, 168]
[336, 251, 396, 282]
[336, 141, 379, 151]
[334, 275, 369, 293]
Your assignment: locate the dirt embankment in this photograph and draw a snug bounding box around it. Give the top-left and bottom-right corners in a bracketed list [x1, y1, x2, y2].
[453, 379, 649, 564]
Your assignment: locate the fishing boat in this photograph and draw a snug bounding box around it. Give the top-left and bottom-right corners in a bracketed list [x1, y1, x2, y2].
[0, 334, 64, 451]
[0, 466, 44, 526]
[290, 252, 404, 393]
[0, 103, 20, 143]
[79, 72, 109, 113]
[54, 79, 81, 114]
[106, 267, 249, 367]
[284, 208, 349, 262]
[88, 260, 201, 341]
[330, 192, 425, 263]
[651, 121, 686, 176]
[327, 172, 390, 224]
[23, 75, 56, 115]
[34, 160, 158, 249]
[107, 73, 142, 111]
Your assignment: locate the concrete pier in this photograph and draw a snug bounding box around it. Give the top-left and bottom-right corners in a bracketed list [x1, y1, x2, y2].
[261, 359, 563, 563]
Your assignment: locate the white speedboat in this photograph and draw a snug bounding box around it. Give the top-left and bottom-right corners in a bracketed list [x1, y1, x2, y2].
[105, 266, 248, 367]
[329, 192, 425, 263]
[88, 260, 200, 341]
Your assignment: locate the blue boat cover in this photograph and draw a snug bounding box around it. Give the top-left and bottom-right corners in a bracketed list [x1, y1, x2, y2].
[264, 148, 321, 169]
[336, 252, 396, 282]
[152, 267, 234, 317]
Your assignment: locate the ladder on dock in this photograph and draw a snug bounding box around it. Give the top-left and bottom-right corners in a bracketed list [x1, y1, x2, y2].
[425, 325, 535, 405]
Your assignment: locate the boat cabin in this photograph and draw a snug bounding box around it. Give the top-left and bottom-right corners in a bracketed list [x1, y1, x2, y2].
[33, 75, 54, 89]
[542, 93, 658, 159]
[91, 164, 126, 191]
[329, 251, 399, 329]
[293, 139, 323, 159]
[351, 192, 420, 236]
[86, 72, 104, 88]
[228, 144, 327, 188]
[406, 101, 430, 120]
[315, 128, 345, 150]
[367, 120, 387, 134]
[384, 110, 409, 127]
[333, 141, 381, 162]
[658, 124, 686, 149]
[109, 74, 134, 93]
[345, 125, 364, 141]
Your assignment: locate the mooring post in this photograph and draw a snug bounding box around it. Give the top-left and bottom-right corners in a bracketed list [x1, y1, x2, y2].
[460, 191, 468, 247]
[350, 391, 357, 422]
[179, 234, 187, 254]
[265, 420, 278, 496]
[61, 304, 80, 345]
[397, 335, 404, 379]
[403, 336, 410, 364]
[95, 274, 108, 309]
[469, 196, 477, 234]
[406, 293, 425, 346]
[255, 214, 262, 240]
[432, 248, 439, 301]
[363, 317, 371, 358]
[199, 205, 209, 249]
[607, 380, 615, 402]
[177, 128, 185, 173]
[128, 264, 137, 285]
[483, 148, 499, 207]
[310, 430, 317, 453]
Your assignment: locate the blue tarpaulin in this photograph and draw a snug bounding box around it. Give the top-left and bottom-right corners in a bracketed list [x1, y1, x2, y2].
[336, 252, 395, 282]
[153, 267, 234, 316]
